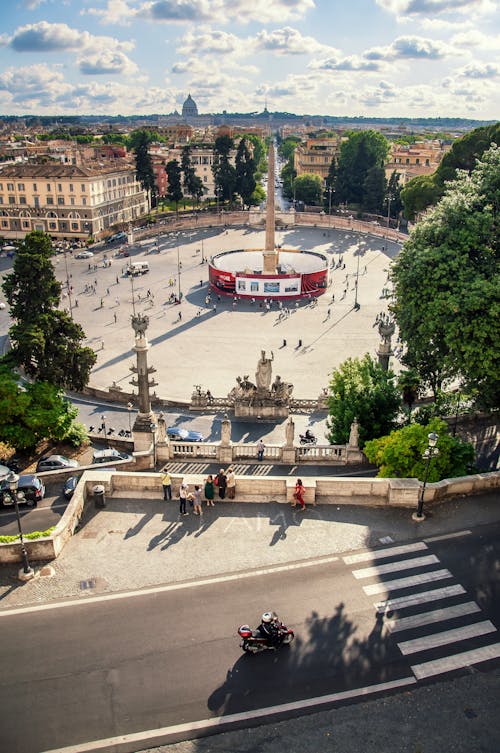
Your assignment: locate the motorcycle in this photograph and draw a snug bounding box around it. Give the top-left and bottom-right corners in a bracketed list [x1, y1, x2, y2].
[299, 432, 317, 445]
[238, 615, 294, 654]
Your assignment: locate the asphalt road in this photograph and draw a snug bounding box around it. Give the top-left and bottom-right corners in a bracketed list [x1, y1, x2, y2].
[0, 524, 498, 753]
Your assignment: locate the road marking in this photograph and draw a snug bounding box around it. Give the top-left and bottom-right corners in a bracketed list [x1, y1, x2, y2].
[39, 676, 417, 753]
[386, 602, 481, 633]
[352, 554, 439, 579]
[363, 568, 452, 596]
[423, 530, 472, 543]
[398, 620, 496, 655]
[343, 541, 428, 565]
[411, 644, 500, 680]
[0, 554, 340, 617]
[374, 584, 466, 613]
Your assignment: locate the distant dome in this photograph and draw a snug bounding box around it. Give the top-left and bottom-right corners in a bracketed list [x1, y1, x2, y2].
[182, 94, 198, 118]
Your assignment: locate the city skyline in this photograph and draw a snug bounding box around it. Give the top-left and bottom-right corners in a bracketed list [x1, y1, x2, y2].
[0, 0, 498, 120]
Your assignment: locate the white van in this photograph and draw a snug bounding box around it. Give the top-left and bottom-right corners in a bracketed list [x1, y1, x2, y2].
[126, 261, 150, 276]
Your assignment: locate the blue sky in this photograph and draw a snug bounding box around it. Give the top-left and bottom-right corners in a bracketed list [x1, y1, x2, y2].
[0, 0, 498, 118]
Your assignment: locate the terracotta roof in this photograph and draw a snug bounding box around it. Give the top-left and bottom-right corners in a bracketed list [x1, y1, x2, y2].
[0, 161, 135, 178]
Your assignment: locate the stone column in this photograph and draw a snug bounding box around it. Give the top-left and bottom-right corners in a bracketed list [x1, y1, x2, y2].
[217, 413, 233, 464]
[129, 314, 158, 461]
[155, 411, 171, 464]
[263, 142, 277, 274]
[377, 318, 396, 372]
[346, 418, 364, 465]
[282, 415, 296, 464]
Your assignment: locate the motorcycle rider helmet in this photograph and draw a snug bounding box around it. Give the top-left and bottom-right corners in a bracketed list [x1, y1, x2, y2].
[261, 612, 273, 623]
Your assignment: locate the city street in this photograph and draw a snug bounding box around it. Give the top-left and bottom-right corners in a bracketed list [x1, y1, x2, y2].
[0, 524, 499, 753]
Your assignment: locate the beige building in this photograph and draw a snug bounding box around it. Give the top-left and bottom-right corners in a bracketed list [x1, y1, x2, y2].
[293, 137, 342, 183]
[149, 142, 239, 199]
[0, 161, 148, 241]
[386, 140, 451, 183]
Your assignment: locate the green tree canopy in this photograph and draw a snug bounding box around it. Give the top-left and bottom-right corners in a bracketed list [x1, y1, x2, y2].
[0, 368, 78, 450]
[335, 130, 389, 206]
[362, 164, 386, 213]
[165, 159, 183, 211]
[326, 354, 401, 447]
[212, 135, 237, 203]
[235, 138, 257, 208]
[364, 419, 475, 481]
[131, 129, 157, 206]
[293, 173, 323, 205]
[2, 231, 96, 390]
[391, 144, 500, 409]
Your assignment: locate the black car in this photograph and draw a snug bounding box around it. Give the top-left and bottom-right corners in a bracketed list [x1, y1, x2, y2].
[63, 476, 78, 500]
[0, 474, 45, 508]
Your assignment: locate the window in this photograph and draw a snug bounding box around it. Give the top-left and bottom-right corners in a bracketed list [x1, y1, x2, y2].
[17, 183, 25, 191]
[58, 197, 65, 205]
[8, 196, 15, 204]
[71, 222, 78, 230]
[57, 183, 63, 192]
[47, 183, 51, 191]
[19, 196, 27, 205]
[33, 183, 37, 191]
[0, 197, 3, 205]
[47, 196, 54, 205]
[70, 197, 75, 205]
[7, 183, 14, 191]
[82, 197, 87, 205]
[425, 159, 430, 166]
[1, 220, 8, 228]
[0, 184, 2, 190]
[81, 184, 85, 191]
[49, 222, 56, 229]
[69, 184, 74, 192]
[416, 158, 420, 165]
[22, 221, 30, 228]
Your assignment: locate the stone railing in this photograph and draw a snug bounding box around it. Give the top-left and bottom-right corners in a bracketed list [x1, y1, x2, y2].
[232, 443, 282, 461]
[296, 444, 346, 462]
[1, 469, 498, 564]
[158, 440, 354, 465]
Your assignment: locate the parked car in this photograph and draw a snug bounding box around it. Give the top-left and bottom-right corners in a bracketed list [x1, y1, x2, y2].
[0, 464, 11, 478]
[75, 250, 94, 259]
[92, 448, 132, 464]
[63, 476, 78, 500]
[166, 427, 204, 442]
[106, 231, 128, 245]
[0, 474, 45, 508]
[36, 454, 79, 472]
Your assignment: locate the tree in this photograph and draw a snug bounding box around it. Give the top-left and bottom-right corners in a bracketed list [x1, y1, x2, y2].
[2, 231, 96, 391]
[0, 367, 78, 450]
[293, 173, 323, 205]
[391, 144, 500, 409]
[235, 138, 256, 208]
[362, 164, 386, 213]
[323, 158, 338, 211]
[335, 130, 389, 206]
[397, 368, 422, 420]
[165, 159, 183, 212]
[363, 419, 475, 481]
[384, 170, 403, 223]
[401, 123, 500, 219]
[180, 145, 200, 204]
[212, 135, 236, 203]
[131, 129, 157, 207]
[326, 354, 401, 447]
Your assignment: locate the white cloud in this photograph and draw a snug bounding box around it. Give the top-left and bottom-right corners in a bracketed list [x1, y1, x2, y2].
[177, 28, 243, 56]
[255, 27, 333, 56]
[83, 0, 137, 26]
[0, 63, 72, 106]
[451, 29, 500, 51]
[376, 0, 494, 18]
[135, 0, 315, 25]
[78, 50, 139, 76]
[460, 62, 499, 78]
[309, 55, 379, 71]
[366, 35, 451, 60]
[3, 21, 135, 55]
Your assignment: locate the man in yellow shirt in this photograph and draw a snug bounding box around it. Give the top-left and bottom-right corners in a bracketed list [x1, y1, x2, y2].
[161, 471, 172, 500]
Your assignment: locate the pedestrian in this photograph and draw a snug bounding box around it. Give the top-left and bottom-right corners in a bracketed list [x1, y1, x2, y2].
[161, 470, 172, 500]
[216, 468, 227, 499]
[179, 478, 188, 515]
[257, 439, 265, 461]
[226, 467, 236, 499]
[212, 304, 216, 314]
[327, 308, 331, 319]
[100, 298, 103, 308]
[116, 276, 119, 284]
[204, 474, 215, 506]
[192, 485, 203, 515]
[178, 311, 182, 321]
[106, 287, 110, 295]
[113, 312, 117, 323]
[74, 298, 79, 308]
[293, 478, 306, 511]
[115, 297, 120, 306]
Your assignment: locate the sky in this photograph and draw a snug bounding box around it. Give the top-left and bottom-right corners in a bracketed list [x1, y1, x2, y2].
[0, 0, 498, 119]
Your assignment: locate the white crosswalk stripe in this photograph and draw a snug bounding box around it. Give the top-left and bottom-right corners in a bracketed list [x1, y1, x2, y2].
[344, 540, 499, 682]
[352, 554, 439, 579]
[363, 569, 452, 596]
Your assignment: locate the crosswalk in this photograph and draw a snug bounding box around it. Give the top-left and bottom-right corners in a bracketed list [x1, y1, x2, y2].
[163, 461, 275, 476]
[343, 539, 500, 682]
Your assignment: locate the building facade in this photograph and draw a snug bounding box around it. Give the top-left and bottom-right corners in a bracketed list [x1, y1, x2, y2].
[385, 140, 451, 183]
[293, 137, 342, 183]
[0, 162, 148, 241]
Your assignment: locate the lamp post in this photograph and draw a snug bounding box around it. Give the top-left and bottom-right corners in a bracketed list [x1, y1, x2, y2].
[201, 237, 205, 264]
[177, 246, 182, 301]
[413, 432, 439, 521]
[63, 248, 73, 320]
[353, 238, 361, 311]
[101, 414, 107, 439]
[150, 421, 157, 469]
[6, 471, 34, 578]
[127, 402, 134, 434]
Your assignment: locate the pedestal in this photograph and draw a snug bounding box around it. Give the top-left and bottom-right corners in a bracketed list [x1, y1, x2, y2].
[282, 446, 296, 464]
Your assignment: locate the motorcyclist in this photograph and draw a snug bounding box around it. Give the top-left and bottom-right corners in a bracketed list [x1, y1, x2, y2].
[305, 429, 315, 441]
[258, 611, 281, 646]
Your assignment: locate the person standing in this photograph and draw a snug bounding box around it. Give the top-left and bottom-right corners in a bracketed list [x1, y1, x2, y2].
[179, 478, 188, 515]
[294, 478, 306, 511]
[161, 470, 172, 501]
[226, 467, 236, 500]
[204, 474, 215, 507]
[193, 485, 203, 516]
[257, 439, 265, 461]
[216, 469, 227, 500]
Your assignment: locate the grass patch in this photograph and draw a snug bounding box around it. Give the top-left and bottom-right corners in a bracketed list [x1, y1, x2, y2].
[0, 527, 55, 544]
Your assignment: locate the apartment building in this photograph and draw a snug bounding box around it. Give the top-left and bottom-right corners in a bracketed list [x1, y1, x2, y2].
[293, 137, 342, 183]
[149, 142, 238, 199]
[386, 140, 451, 183]
[0, 161, 148, 241]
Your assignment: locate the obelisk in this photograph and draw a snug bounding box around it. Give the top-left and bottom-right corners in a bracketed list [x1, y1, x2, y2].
[263, 142, 277, 274]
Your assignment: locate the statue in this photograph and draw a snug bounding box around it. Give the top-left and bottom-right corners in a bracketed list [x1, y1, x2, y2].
[255, 350, 274, 392]
[349, 418, 360, 448]
[131, 313, 149, 338]
[271, 375, 292, 403]
[285, 416, 295, 447]
[228, 375, 256, 402]
[156, 412, 167, 443]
